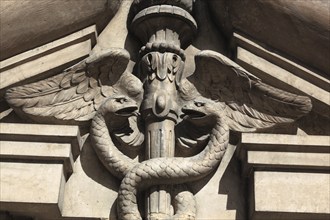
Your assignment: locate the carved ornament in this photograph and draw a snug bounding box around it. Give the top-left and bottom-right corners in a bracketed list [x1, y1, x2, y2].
[4, 0, 312, 219]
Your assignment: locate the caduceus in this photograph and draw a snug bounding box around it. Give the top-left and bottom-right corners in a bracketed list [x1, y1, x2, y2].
[5, 48, 312, 220]
[5, 1, 312, 220]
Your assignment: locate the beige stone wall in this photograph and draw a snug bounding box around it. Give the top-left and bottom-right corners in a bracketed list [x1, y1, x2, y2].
[0, 1, 329, 220]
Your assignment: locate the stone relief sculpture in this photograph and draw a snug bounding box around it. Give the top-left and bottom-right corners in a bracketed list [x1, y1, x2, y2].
[4, 0, 313, 219]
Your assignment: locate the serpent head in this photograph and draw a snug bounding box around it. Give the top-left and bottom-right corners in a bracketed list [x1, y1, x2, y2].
[101, 96, 139, 118]
[181, 97, 219, 126]
[100, 96, 144, 148]
[176, 97, 220, 155]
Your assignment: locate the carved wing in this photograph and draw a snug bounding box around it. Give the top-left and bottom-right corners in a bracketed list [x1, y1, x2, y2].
[188, 50, 312, 132]
[5, 48, 143, 123]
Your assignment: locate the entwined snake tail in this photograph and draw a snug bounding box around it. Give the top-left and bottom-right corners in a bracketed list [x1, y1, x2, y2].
[118, 113, 229, 220]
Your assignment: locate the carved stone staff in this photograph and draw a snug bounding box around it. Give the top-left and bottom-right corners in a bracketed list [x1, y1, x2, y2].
[129, 1, 197, 219]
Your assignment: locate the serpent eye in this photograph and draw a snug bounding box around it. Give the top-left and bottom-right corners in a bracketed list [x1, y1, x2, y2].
[147, 54, 152, 65]
[115, 97, 128, 104]
[173, 55, 178, 62]
[194, 101, 205, 107]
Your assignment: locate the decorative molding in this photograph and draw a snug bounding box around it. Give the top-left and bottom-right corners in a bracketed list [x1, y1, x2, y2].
[0, 162, 66, 218]
[233, 32, 330, 118]
[240, 133, 330, 173]
[251, 171, 330, 220]
[241, 133, 330, 219]
[0, 122, 81, 177]
[0, 25, 97, 91]
[233, 33, 330, 91]
[1, 1, 318, 219]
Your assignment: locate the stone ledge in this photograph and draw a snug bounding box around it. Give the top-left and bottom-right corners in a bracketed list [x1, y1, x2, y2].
[247, 151, 329, 168]
[0, 141, 71, 159]
[0, 123, 84, 218]
[0, 141, 73, 177]
[233, 33, 330, 91]
[233, 33, 330, 118]
[237, 47, 329, 115]
[0, 163, 66, 218]
[241, 133, 330, 220]
[241, 133, 330, 173]
[250, 171, 330, 220]
[0, 25, 97, 92]
[0, 123, 81, 160]
[242, 133, 330, 147]
[242, 133, 330, 153]
[0, 123, 78, 137]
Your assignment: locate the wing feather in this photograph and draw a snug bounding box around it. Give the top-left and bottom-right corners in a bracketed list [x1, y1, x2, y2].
[189, 50, 312, 132]
[5, 48, 142, 123]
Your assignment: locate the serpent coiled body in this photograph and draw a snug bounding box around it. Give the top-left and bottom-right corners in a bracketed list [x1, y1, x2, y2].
[91, 98, 196, 219]
[118, 111, 229, 220]
[90, 99, 139, 179]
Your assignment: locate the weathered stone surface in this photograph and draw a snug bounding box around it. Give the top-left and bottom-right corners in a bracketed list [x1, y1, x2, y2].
[209, 0, 330, 75]
[241, 133, 330, 173]
[297, 112, 330, 136]
[0, 0, 328, 219]
[0, 141, 72, 161]
[0, 123, 80, 149]
[194, 145, 245, 220]
[0, 0, 121, 60]
[242, 133, 330, 149]
[0, 123, 80, 179]
[242, 133, 330, 219]
[0, 162, 65, 217]
[236, 46, 329, 117]
[233, 33, 330, 92]
[0, 25, 97, 91]
[241, 134, 330, 219]
[92, 0, 136, 54]
[248, 151, 330, 168]
[61, 141, 119, 219]
[252, 171, 330, 219]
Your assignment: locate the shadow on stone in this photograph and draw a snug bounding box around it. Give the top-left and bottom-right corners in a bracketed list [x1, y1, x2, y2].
[80, 137, 120, 191]
[218, 153, 247, 220]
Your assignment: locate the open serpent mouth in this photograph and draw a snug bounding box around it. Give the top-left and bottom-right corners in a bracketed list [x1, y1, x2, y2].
[181, 108, 206, 119]
[115, 106, 139, 116]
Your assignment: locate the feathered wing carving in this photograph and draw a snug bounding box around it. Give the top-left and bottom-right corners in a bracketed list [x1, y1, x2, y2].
[188, 50, 312, 132]
[5, 48, 143, 123]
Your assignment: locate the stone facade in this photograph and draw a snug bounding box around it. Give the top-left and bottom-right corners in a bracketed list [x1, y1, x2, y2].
[0, 1, 329, 220]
